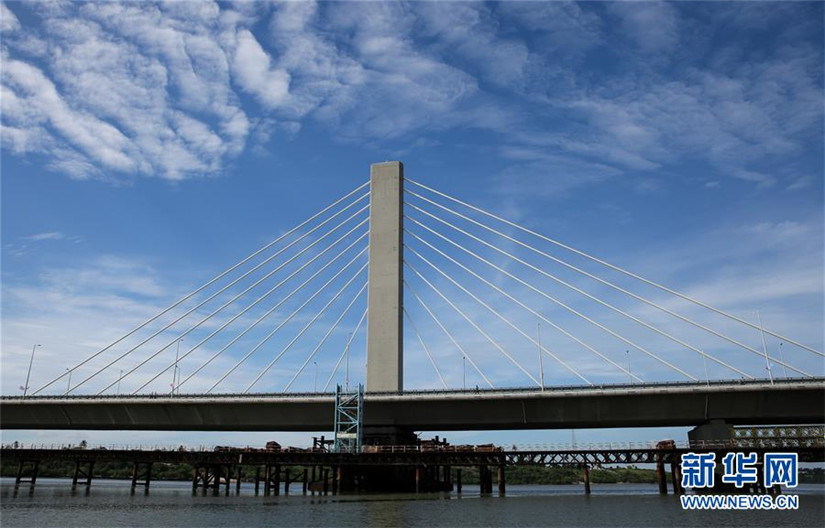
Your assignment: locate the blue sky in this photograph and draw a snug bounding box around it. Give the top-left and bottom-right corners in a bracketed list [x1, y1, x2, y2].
[1, 1, 823, 449]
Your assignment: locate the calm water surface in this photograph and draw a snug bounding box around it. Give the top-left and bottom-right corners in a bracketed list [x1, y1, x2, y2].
[1, 478, 823, 527]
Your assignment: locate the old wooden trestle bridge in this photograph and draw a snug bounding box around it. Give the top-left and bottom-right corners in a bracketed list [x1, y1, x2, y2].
[5, 426, 823, 497]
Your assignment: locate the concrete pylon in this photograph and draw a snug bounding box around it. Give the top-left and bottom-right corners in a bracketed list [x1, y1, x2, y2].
[366, 161, 403, 392]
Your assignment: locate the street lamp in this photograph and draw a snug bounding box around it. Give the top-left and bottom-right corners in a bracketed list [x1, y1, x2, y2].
[756, 311, 774, 384]
[462, 355, 466, 390]
[117, 369, 123, 396]
[625, 350, 631, 384]
[701, 351, 709, 386]
[537, 322, 545, 391]
[66, 368, 72, 395]
[172, 338, 183, 396]
[345, 333, 352, 392]
[313, 361, 318, 392]
[22, 344, 41, 398]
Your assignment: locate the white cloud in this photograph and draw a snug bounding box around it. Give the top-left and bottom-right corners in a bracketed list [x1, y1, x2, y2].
[24, 232, 66, 241]
[1, 1, 20, 32]
[607, 1, 679, 52]
[2, 55, 137, 174]
[0, 1, 820, 192]
[232, 29, 290, 109]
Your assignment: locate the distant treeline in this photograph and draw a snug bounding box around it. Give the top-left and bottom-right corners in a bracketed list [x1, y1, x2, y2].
[2, 460, 822, 485]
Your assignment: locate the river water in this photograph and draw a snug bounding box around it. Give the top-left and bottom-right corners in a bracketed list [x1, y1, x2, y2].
[1, 479, 823, 527]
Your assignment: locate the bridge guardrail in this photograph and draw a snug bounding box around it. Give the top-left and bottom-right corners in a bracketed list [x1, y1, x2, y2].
[2, 376, 822, 400]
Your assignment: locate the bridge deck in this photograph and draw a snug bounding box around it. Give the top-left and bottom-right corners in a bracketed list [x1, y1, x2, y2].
[2, 379, 823, 431]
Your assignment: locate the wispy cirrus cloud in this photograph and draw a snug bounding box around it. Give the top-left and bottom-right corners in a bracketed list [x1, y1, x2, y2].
[3, 231, 81, 257]
[0, 0, 821, 195]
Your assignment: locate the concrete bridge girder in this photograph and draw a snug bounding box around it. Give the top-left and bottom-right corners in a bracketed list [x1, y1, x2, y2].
[1, 380, 822, 432]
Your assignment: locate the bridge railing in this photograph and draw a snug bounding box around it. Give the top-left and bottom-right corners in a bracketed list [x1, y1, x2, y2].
[2, 376, 820, 400]
[8, 439, 819, 453]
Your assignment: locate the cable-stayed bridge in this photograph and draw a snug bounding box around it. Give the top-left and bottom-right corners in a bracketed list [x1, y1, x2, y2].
[1, 162, 823, 434]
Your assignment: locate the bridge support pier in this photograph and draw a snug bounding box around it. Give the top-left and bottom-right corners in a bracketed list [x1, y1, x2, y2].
[498, 465, 506, 496]
[479, 465, 493, 494]
[688, 419, 732, 448]
[263, 464, 281, 496]
[310, 465, 316, 495]
[656, 460, 668, 495]
[14, 460, 39, 490]
[130, 461, 152, 491]
[72, 460, 94, 488]
[670, 461, 682, 496]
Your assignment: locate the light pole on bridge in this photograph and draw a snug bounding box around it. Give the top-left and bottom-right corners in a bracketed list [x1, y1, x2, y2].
[22, 344, 41, 398]
[172, 338, 183, 396]
[345, 332, 352, 392]
[625, 350, 631, 384]
[462, 355, 466, 390]
[756, 311, 774, 384]
[537, 322, 545, 391]
[66, 369, 72, 395]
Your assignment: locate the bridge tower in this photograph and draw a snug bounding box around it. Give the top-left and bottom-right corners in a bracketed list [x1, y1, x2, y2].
[366, 161, 404, 393]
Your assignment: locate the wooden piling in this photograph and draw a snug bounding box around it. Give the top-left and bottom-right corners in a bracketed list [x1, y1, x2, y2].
[498, 465, 506, 496]
[143, 462, 150, 489]
[456, 469, 462, 494]
[656, 460, 668, 495]
[311, 466, 317, 496]
[582, 464, 591, 495]
[670, 461, 682, 496]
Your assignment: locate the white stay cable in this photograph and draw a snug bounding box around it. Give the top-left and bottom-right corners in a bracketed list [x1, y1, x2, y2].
[404, 214, 697, 381]
[282, 281, 368, 392]
[33, 183, 368, 395]
[323, 309, 367, 392]
[245, 262, 369, 393]
[69, 202, 368, 394]
[92, 214, 370, 395]
[407, 191, 816, 372]
[406, 206, 761, 379]
[403, 307, 449, 390]
[147, 230, 371, 394]
[406, 179, 823, 358]
[208, 247, 368, 393]
[405, 245, 591, 385]
[405, 260, 541, 386]
[406, 228, 643, 383]
[404, 280, 494, 389]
